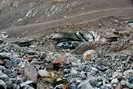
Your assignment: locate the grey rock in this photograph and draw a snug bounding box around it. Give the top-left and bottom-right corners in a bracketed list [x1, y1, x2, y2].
[76, 31, 100, 42]
[38, 69, 49, 77]
[20, 80, 33, 87]
[23, 85, 34, 89]
[0, 53, 11, 59]
[124, 69, 133, 78]
[0, 39, 4, 44]
[127, 83, 133, 88]
[128, 21, 133, 27]
[128, 77, 133, 84]
[78, 79, 94, 89]
[96, 64, 107, 72]
[24, 64, 38, 82]
[0, 32, 8, 38]
[0, 70, 8, 79]
[0, 80, 6, 89]
[49, 32, 80, 41]
[56, 40, 79, 49]
[13, 39, 34, 47]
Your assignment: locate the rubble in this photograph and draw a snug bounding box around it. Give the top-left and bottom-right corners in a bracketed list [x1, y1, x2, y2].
[83, 50, 97, 61]
[38, 69, 49, 77]
[75, 31, 100, 42]
[0, 80, 6, 89]
[50, 31, 100, 50]
[56, 40, 79, 49]
[0, 32, 8, 38]
[13, 39, 34, 47]
[128, 21, 133, 28]
[0, 18, 133, 89]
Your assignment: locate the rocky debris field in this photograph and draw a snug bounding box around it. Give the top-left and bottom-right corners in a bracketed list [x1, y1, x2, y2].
[0, 0, 133, 89]
[0, 16, 132, 89]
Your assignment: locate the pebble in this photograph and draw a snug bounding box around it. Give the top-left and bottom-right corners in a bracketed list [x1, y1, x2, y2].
[38, 69, 49, 77]
[20, 80, 33, 87]
[13, 39, 34, 47]
[124, 69, 133, 78]
[127, 83, 133, 88]
[0, 80, 6, 89]
[24, 65, 38, 81]
[0, 71, 8, 79]
[113, 72, 123, 78]
[83, 50, 97, 61]
[0, 29, 132, 89]
[71, 68, 78, 75]
[111, 78, 119, 84]
[96, 64, 107, 72]
[128, 22, 133, 27]
[0, 32, 8, 38]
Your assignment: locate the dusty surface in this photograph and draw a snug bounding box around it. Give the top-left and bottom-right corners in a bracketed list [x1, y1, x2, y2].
[2, 7, 133, 38]
[0, 0, 133, 38]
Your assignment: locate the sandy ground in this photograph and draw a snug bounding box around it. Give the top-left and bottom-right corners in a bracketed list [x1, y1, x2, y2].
[65, 0, 133, 16]
[0, 0, 133, 37]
